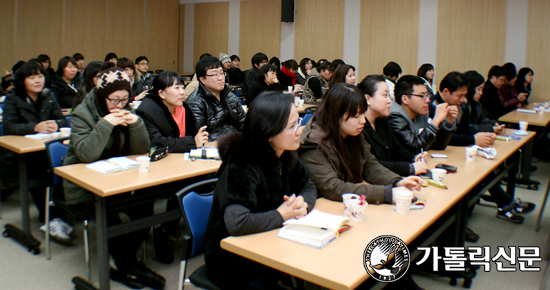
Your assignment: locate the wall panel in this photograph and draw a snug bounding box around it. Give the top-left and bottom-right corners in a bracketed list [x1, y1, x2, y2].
[16, 0, 64, 64]
[0, 0, 16, 73]
[144, 0, 179, 72]
[106, 0, 145, 62]
[193, 2, 229, 64]
[527, 0, 550, 101]
[294, 0, 345, 63]
[178, 4, 186, 74]
[436, 0, 506, 85]
[359, 0, 419, 78]
[239, 0, 281, 70]
[65, 0, 107, 63]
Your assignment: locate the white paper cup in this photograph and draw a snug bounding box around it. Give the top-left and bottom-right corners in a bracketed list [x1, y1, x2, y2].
[294, 96, 300, 106]
[349, 199, 367, 221]
[298, 99, 304, 107]
[132, 101, 142, 109]
[519, 121, 528, 131]
[431, 168, 447, 183]
[288, 86, 293, 93]
[342, 193, 359, 216]
[394, 187, 413, 215]
[136, 156, 150, 173]
[465, 147, 476, 162]
[59, 127, 71, 137]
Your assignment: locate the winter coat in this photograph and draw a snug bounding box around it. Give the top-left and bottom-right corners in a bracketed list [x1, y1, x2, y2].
[49, 75, 83, 109]
[227, 67, 245, 86]
[62, 89, 150, 204]
[244, 80, 283, 107]
[136, 95, 199, 153]
[185, 82, 246, 141]
[299, 121, 401, 204]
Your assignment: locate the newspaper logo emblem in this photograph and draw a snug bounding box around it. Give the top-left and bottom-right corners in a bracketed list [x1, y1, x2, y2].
[364, 235, 410, 282]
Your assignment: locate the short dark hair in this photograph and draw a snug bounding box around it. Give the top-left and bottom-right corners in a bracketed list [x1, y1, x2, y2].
[502, 62, 517, 81]
[328, 64, 355, 87]
[487, 65, 506, 80]
[104, 52, 118, 62]
[117, 57, 135, 70]
[14, 62, 46, 97]
[317, 59, 328, 67]
[330, 59, 345, 72]
[230, 55, 240, 62]
[36, 54, 51, 64]
[357, 74, 386, 97]
[72, 53, 84, 61]
[383, 61, 402, 78]
[316, 61, 332, 73]
[56, 56, 77, 78]
[269, 57, 280, 70]
[394, 75, 426, 105]
[251, 52, 268, 67]
[135, 56, 149, 64]
[100, 62, 116, 71]
[463, 70, 485, 102]
[150, 71, 184, 100]
[195, 56, 222, 78]
[199, 53, 212, 60]
[256, 64, 277, 81]
[439, 71, 468, 94]
[282, 59, 298, 70]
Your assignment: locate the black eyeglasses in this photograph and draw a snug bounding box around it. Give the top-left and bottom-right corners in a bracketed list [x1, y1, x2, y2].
[406, 93, 429, 100]
[106, 98, 130, 105]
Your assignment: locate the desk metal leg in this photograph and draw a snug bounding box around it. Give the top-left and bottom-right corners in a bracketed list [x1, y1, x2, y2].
[96, 196, 110, 290]
[19, 155, 30, 234]
[506, 152, 519, 199]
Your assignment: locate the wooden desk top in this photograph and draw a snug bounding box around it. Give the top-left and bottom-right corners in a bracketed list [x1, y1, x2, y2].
[221, 132, 536, 290]
[54, 154, 221, 197]
[499, 104, 550, 127]
[297, 104, 317, 114]
[0, 135, 59, 154]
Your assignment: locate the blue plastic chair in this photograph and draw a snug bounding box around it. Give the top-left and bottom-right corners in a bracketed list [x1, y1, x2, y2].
[44, 138, 91, 280]
[0, 124, 4, 136]
[176, 178, 220, 290]
[302, 113, 314, 126]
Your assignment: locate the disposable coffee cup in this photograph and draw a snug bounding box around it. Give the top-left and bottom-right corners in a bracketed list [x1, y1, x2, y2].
[431, 168, 447, 183]
[136, 156, 150, 173]
[349, 199, 367, 221]
[298, 99, 304, 107]
[60, 127, 71, 137]
[132, 101, 142, 109]
[394, 187, 413, 215]
[465, 147, 476, 162]
[342, 193, 359, 216]
[288, 86, 294, 93]
[294, 96, 300, 106]
[519, 121, 528, 131]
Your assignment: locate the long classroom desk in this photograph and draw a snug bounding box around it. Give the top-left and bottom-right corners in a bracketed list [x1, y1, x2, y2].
[221, 132, 536, 290]
[499, 105, 550, 190]
[0, 135, 64, 251]
[55, 154, 221, 290]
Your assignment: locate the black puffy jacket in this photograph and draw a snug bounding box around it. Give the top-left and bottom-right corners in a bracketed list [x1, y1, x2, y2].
[185, 82, 246, 141]
[49, 75, 83, 109]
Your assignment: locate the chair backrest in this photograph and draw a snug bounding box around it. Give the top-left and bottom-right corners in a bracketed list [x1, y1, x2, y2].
[44, 138, 70, 186]
[0, 124, 4, 136]
[302, 113, 314, 125]
[176, 178, 217, 258]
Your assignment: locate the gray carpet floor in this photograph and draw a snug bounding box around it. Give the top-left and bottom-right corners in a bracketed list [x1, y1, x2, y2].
[0, 161, 548, 290]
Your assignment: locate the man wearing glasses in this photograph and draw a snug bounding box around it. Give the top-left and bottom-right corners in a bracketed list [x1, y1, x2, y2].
[186, 56, 246, 141]
[135, 56, 154, 88]
[389, 75, 456, 154]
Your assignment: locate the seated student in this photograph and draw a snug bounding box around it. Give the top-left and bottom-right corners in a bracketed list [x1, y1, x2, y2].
[358, 75, 427, 176]
[136, 71, 208, 153]
[327, 64, 357, 87]
[389, 75, 456, 154]
[444, 70, 535, 223]
[296, 57, 313, 85]
[50, 56, 83, 109]
[104, 52, 118, 66]
[63, 67, 164, 289]
[186, 56, 246, 141]
[302, 61, 332, 104]
[462, 71, 505, 135]
[245, 52, 268, 90]
[227, 55, 246, 86]
[135, 56, 154, 88]
[515, 67, 534, 105]
[480, 65, 525, 120]
[205, 91, 316, 288]
[37, 54, 55, 87]
[278, 59, 299, 88]
[117, 57, 148, 101]
[499, 63, 528, 110]
[2, 62, 72, 243]
[184, 53, 211, 98]
[73, 53, 85, 76]
[417, 63, 436, 96]
[219, 52, 231, 84]
[72, 61, 103, 110]
[382, 61, 402, 101]
[245, 64, 283, 107]
[299, 83, 422, 204]
[136, 71, 209, 264]
[269, 56, 280, 71]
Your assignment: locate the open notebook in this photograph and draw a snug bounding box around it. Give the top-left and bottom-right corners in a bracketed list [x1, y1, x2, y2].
[277, 209, 351, 249]
[86, 157, 138, 174]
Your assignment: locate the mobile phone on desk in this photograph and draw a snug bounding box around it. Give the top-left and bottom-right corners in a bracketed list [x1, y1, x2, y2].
[435, 163, 458, 173]
[430, 153, 448, 158]
[420, 169, 432, 179]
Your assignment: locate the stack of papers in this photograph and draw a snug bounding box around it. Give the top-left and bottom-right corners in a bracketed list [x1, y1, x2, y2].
[25, 132, 61, 139]
[86, 157, 138, 174]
